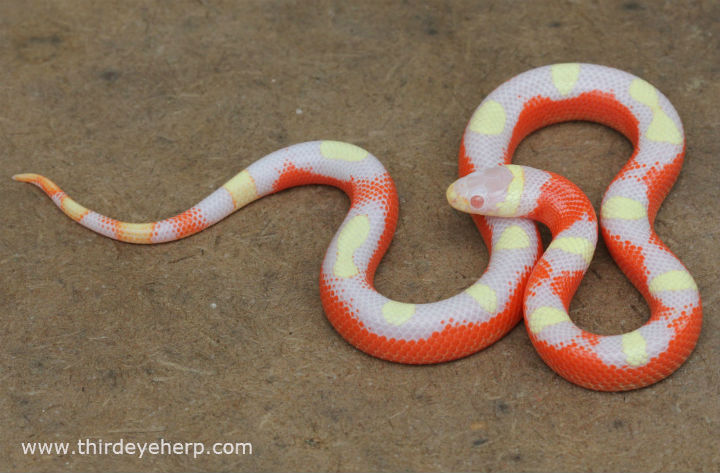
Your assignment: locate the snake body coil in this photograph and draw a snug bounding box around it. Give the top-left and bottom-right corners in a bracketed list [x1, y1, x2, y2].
[15, 63, 702, 391]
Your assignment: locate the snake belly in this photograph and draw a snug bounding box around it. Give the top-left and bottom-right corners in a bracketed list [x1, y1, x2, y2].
[14, 63, 701, 391]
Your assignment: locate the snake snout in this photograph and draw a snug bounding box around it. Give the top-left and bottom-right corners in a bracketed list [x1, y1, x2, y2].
[446, 180, 470, 212]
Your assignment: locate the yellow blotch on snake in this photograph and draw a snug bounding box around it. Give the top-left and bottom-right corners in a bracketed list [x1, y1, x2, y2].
[469, 100, 506, 135]
[528, 306, 571, 334]
[494, 164, 524, 216]
[628, 78, 682, 145]
[601, 196, 646, 220]
[465, 283, 498, 314]
[222, 170, 257, 209]
[334, 215, 370, 278]
[495, 225, 530, 250]
[382, 301, 416, 326]
[320, 141, 369, 162]
[548, 236, 594, 264]
[621, 330, 649, 367]
[60, 195, 90, 221]
[551, 63, 580, 96]
[649, 270, 698, 294]
[117, 222, 155, 244]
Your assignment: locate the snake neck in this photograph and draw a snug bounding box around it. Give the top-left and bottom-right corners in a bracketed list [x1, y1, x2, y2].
[528, 170, 597, 238]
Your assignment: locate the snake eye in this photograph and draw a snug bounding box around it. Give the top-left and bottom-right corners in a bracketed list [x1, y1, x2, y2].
[470, 195, 484, 209]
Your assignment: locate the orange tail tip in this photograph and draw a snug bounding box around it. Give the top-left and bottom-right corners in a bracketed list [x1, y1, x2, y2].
[12, 173, 63, 194]
[12, 173, 41, 182]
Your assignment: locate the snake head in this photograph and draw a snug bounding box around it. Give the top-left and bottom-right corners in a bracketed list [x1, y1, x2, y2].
[446, 166, 515, 215]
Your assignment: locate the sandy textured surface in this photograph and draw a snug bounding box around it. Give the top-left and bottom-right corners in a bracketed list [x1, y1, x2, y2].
[2, 1, 718, 471]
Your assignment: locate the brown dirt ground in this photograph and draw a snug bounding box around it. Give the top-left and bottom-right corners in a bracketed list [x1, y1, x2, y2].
[2, 1, 718, 471]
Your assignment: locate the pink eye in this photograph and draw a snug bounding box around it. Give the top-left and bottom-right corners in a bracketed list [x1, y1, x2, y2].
[470, 195, 484, 208]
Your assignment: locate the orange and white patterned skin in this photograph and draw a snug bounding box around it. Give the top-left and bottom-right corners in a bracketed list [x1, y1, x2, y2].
[14, 63, 701, 391]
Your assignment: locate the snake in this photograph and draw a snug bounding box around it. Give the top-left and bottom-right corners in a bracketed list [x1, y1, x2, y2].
[14, 63, 702, 391]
